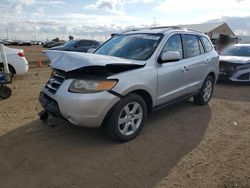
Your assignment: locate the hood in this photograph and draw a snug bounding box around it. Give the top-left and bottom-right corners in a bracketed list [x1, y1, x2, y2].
[44, 50, 145, 72]
[220, 55, 250, 64]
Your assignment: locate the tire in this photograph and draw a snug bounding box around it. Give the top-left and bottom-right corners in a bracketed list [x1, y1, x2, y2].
[8, 66, 15, 78]
[103, 93, 147, 142]
[0, 64, 15, 78]
[0, 86, 12, 99]
[38, 110, 49, 121]
[193, 75, 214, 105]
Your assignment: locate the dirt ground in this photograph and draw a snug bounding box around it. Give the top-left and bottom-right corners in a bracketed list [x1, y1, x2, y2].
[0, 66, 250, 188]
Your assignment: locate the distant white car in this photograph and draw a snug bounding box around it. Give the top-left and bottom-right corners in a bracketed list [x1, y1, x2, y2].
[0, 46, 29, 76]
[219, 44, 250, 82]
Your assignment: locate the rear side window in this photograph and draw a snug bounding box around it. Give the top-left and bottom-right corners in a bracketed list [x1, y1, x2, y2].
[201, 36, 213, 52]
[184, 35, 201, 58]
[161, 34, 183, 59]
[78, 40, 93, 46]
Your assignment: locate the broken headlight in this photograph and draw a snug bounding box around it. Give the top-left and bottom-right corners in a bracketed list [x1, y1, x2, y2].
[69, 79, 118, 93]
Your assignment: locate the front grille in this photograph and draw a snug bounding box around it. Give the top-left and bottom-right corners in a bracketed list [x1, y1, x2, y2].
[45, 71, 65, 94]
[238, 73, 250, 81]
[219, 61, 238, 76]
[43, 92, 57, 104]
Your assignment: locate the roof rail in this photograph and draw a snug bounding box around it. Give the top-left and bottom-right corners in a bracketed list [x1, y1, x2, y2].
[150, 26, 182, 30]
[120, 26, 203, 35]
[120, 27, 149, 34]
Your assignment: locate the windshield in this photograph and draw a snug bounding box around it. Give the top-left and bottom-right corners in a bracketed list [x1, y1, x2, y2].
[64, 40, 77, 46]
[95, 34, 163, 60]
[221, 46, 250, 57]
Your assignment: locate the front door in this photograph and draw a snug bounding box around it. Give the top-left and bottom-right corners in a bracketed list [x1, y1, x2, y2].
[157, 34, 194, 105]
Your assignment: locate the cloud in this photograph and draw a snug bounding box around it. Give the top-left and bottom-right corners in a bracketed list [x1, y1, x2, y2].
[0, 8, 150, 41]
[6, 0, 36, 14]
[83, 0, 152, 15]
[155, 0, 250, 17]
[1, 0, 250, 41]
[142, 0, 154, 2]
[86, 0, 115, 10]
[84, 0, 125, 14]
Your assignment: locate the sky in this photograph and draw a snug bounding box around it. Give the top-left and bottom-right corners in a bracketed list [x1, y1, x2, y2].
[0, 0, 250, 41]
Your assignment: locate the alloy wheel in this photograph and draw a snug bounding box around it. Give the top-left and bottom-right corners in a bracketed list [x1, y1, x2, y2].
[203, 79, 213, 102]
[118, 102, 143, 136]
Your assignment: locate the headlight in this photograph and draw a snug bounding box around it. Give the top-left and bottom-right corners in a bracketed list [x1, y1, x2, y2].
[69, 79, 118, 93]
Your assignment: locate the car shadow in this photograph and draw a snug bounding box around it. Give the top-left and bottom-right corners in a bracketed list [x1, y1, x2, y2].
[214, 81, 250, 102]
[0, 101, 211, 188]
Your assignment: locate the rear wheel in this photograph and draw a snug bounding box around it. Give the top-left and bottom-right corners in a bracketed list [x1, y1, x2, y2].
[0, 86, 12, 99]
[193, 75, 214, 105]
[103, 93, 147, 142]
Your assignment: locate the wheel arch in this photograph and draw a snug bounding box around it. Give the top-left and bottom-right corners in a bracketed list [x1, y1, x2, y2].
[0, 63, 16, 74]
[102, 89, 154, 128]
[207, 72, 216, 83]
[127, 89, 153, 113]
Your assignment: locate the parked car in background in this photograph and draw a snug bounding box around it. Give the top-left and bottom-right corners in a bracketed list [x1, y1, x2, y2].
[18, 40, 32, 46]
[2, 39, 14, 45]
[43, 41, 65, 48]
[31, 40, 43, 45]
[39, 27, 219, 142]
[0, 46, 29, 76]
[219, 44, 250, 82]
[49, 39, 100, 52]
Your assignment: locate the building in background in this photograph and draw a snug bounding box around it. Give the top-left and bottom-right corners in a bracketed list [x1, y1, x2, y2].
[179, 22, 237, 51]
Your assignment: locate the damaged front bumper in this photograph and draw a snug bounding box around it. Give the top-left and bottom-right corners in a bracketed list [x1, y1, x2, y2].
[219, 62, 250, 82]
[39, 80, 120, 128]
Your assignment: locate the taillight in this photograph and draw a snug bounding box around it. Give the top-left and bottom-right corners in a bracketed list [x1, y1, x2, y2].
[18, 52, 25, 57]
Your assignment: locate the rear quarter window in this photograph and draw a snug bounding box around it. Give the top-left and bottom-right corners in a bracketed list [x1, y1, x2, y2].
[201, 36, 213, 52]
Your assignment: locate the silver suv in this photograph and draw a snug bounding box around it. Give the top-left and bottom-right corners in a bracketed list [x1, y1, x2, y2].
[39, 27, 219, 142]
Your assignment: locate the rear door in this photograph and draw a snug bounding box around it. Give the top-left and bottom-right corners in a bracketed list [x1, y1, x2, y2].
[182, 34, 210, 91]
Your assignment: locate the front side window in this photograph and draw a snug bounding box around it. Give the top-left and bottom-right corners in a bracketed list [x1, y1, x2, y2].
[184, 35, 201, 58]
[161, 34, 183, 59]
[95, 34, 163, 61]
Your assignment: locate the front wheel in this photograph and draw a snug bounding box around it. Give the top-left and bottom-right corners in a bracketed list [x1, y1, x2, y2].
[103, 93, 147, 142]
[193, 75, 214, 105]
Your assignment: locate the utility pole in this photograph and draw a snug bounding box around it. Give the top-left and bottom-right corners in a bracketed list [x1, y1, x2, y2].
[153, 17, 157, 27]
[5, 26, 9, 39]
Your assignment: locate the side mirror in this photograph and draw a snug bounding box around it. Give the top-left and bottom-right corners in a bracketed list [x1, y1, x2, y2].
[159, 51, 181, 63]
[87, 48, 96, 53]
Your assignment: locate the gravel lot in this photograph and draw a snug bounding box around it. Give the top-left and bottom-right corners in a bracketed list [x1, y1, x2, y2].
[0, 65, 249, 188]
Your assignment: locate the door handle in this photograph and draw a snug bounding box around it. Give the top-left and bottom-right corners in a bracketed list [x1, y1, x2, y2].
[182, 66, 190, 72]
[205, 59, 210, 64]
